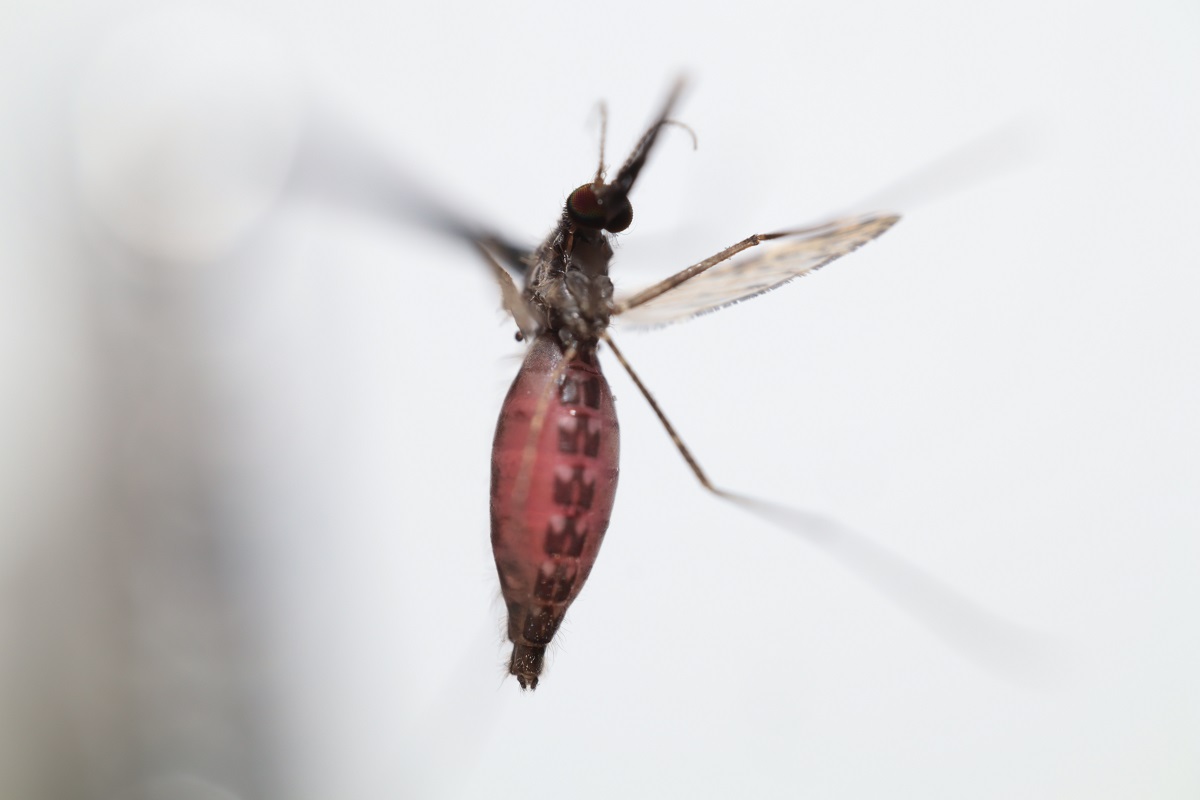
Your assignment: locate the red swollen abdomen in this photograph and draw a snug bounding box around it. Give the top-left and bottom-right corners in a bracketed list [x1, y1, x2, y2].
[490, 334, 619, 689]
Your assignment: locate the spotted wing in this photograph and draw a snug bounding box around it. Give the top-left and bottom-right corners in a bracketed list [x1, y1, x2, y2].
[613, 213, 899, 326]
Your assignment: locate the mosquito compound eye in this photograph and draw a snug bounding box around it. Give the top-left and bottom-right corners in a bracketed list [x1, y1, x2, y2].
[567, 184, 606, 228]
[603, 198, 633, 233]
[567, 185, 634, 233]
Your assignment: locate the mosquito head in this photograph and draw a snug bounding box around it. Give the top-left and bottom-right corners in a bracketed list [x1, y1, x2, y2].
[564, 79, 690, 236]
[566, 182, 633, 233]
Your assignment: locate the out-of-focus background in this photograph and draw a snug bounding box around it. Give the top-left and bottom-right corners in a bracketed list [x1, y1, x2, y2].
[2, 1, 1197, 798]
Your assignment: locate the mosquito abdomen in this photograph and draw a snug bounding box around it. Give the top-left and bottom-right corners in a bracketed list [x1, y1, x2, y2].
[490, 334, 620, 690]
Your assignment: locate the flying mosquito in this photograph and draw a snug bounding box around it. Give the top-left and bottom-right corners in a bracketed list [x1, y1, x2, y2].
[291, 80, 1045, 691]
[459, 81, 898, 689]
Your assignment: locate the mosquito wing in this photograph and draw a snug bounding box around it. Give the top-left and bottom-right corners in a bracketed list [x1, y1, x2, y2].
[613, 213, 899, 326]
[290, 109, 534, 275]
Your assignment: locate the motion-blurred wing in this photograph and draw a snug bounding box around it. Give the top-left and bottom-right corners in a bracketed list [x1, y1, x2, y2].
[614, 213, 899, 326]
[289, 108, 534, 274]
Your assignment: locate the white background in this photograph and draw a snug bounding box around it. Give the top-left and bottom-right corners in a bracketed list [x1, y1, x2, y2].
[2, 1, 1198, 798]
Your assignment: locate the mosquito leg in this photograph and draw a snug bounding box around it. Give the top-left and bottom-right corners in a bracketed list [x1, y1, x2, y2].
[473, 242, 538, 337]
[600, 331, 1056, 680]
[611, 213, 886, 317]
[611, 230, 788, 314]
[600, 332, 729, 498]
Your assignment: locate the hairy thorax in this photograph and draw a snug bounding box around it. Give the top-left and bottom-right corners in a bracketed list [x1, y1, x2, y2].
[525, 221, 616, 348]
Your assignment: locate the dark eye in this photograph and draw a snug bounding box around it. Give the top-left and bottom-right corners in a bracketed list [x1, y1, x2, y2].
[567, 184, 634, 233]
[567, 185, 606, 228]
[603, 199, 633, 232]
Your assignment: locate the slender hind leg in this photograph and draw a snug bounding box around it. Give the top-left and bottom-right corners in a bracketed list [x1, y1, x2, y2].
[599, 332, 1053, 680]
[600, 332, 730, 499]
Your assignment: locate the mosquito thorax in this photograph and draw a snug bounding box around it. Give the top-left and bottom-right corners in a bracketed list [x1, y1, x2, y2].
[566, 183, 633, 233]
[546, 267, 615, 349]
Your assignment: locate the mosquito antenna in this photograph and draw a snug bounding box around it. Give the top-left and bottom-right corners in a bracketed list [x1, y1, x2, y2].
[593, 101, 608, 185]
[662, 119, 699, 150]
[600, 331, 1057, 682]
[612, 118, 698, 195]
[611, 78, 688, 196]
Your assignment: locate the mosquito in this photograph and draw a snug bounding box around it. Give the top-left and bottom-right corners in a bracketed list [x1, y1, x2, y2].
[468, 81, 899, 689]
